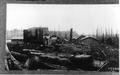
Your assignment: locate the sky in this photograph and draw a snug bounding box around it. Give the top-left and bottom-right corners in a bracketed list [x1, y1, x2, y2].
[7, 4, 120, 35]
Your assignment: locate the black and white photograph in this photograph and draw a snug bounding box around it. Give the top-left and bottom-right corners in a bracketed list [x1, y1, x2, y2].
[5, 4, 119, 73]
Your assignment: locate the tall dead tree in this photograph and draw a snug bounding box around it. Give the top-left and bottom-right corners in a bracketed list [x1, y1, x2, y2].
[70, 28, 73, 42]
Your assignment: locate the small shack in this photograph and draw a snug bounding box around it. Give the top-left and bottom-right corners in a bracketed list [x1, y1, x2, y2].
[80, 37, 100, 47]
[76, 36, 100, 54]
[11, 36, 23, 45]
[76, 36, 100, 46]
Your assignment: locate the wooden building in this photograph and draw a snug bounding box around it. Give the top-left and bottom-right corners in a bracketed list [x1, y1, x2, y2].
[10, 36, 23, 45]
[80, 37, 100, 47]
[23, 27, 49, 45]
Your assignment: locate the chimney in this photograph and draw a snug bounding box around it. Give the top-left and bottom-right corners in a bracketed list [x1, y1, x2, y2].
[70, 28, 73, 42]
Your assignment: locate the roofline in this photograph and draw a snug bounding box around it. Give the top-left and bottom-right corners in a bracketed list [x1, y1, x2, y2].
[81, 36, 99, 42]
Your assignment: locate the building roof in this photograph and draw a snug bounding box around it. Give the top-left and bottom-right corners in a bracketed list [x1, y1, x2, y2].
[81, 36, 98, 41]
[11, 36, 23, 40]
[77, 35, 86, 40]
[80, 36, 100, 45]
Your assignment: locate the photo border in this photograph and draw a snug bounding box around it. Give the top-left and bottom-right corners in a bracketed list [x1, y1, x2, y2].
[0, 0, 119, 74]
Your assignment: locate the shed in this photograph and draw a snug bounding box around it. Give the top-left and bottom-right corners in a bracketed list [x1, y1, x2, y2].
[80, 37, 100, 47]
[11, 36, 23, 44]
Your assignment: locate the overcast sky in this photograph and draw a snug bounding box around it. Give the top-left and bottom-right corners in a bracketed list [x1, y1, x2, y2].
[7, 4, 120, 35]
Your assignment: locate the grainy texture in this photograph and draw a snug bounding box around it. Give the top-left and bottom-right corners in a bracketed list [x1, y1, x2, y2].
[0, 0, 119, 74]
[4, 0, 119, 4]
[0, 0, 6, 71]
